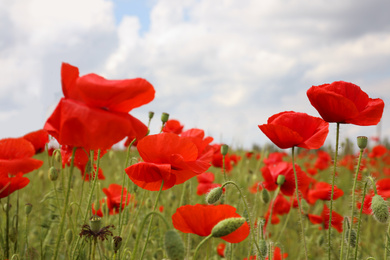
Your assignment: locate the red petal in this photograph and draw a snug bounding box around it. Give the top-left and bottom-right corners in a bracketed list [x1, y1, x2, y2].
[23, 129, 49, 154]
[0, 138, 35, 159]
[0, 173, 30, 198]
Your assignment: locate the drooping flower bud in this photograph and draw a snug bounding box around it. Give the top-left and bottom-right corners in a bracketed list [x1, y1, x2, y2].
[357, 136, 368, 150]
[48, 167, 59, 181]
[206, 187, 223, 204]
[345, 228, 357, 248]
[211, 217, 246, 238]
[221, 144, 229, 156]
[260, 188, 270, 204]
[65, 229, 73, 246]
[164, 230, 185, 260]
[371, 194, 389, 223]
[258, 239, 268, 257]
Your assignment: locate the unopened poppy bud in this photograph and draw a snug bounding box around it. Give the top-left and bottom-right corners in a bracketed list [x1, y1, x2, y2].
[161, 112, 169, 124]
[206, 187, 223, 204]
[65, 229, 73, 245]
[261, 188, 270, 204]
[357, 136, 368, 149]
[9, 227, 17, 243]
[25, 203, 33, 216]
[317, 234, 325, 246]
[112, 236, 122, 253]
[90, 215, 102, 233]
[164, 230, 185, 260]
[211, 217, 246, 238]
[345, 228, 357, 248]
[258, 239, 268, 257]
[149, 111, 155, 120]
[371, 194, 389, 223]
[146, 198, 153, 209]
[221, 144, 229, 156]
[48, 167, 59, 181]
[276, 175, 285, 186]
[154, 249, 164, 259]
[55, 150, 62, 162]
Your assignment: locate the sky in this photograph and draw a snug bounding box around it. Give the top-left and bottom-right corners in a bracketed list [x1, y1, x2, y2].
[1, 0, 389, 150]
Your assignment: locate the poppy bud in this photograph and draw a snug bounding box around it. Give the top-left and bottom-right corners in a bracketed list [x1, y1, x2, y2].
[345, 228, 357, 248]
[65, 229, 73, 246]
[371, 194, 389, 223]
[221, 144, 229, 156]
[146, 198, 153, 209]
[164, 230, 185, 260]
[211, 217, 246, 238]
[276, 175, 285, 186]
[206, 187, 223, 204]
[317, 234, 325, 246]
[149, 111, 155, 120]
[112, 236, 122, 253]
[261, 188, 270, 204]
[90, 215, 102, 233]
[357, 136, 368, 149]
[25, 203, 33, 216]
[55, 150, 62, 162]
[154, 249, 164, 259]
[48, 167, 59, 181]
[258, 239, 268, 257]
[10, 227, 17, 243]
[161, 112, 170, 124]
[3, 203, 11, 212]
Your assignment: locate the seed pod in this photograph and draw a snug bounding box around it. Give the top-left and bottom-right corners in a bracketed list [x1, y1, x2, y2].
[211, 217, 246, 238]
[164, 230, 185, 260]
[371, 194, 389, 223]
[206, 187, 223, 204]
[221, 144, 229, 156]
[25, 203, 33, 216]
[357, 136, 368, 149]
[149, 111, 155, 120]
[161, 112, 170, 124]
[90, 215, 102, 233]
[112, 236, 122, 253]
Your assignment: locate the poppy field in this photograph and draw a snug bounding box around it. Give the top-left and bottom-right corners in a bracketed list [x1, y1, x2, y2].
[1, 63, 389, 260]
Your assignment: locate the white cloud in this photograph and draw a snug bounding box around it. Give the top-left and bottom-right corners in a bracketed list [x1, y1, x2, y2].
[1, 0, 390, 149]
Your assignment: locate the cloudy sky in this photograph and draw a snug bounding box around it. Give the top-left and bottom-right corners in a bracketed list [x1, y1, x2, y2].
[1, 0, 389, 149]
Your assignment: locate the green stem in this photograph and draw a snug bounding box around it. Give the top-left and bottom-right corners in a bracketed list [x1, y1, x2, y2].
[328, 122, 340, 260]
[274, 201, 294, 242]
[355, 180, 368, 260]
[119, 138, 136, 235]
[267, 185, 281, 237]
[92, 238, 97, 260]
[193, 234, 213, 260]
[14, 190, 19, 253]
[5, 191, 10, 259]
[346, 147, 364, 259]
[385, 222, 390, 260]
[339, 217, 348, 259]
[221, 181, 261, 253]
[132, 181, 164, 260]
[71, 149, 102, 259]
[291, 146, 308, 260]
[223, 153, 227, 182]
[52, 146, 77, 260]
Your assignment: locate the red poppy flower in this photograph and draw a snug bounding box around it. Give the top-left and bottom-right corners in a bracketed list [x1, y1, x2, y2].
[308, 204, 343, 232]
[369, 145, 387, 158]
[0, 138, 43, 176]
[102, 184, 133, 215]
[180, 128, 214, 159]
[216, 242, 226, 257]
[22, 129, 49, 154]
[0, 173, 30, 198]
[259, 111, 329, 149]
[307, 81, 384, 125]
[44, 63, 154, 150]
[263, 152, 287, 165]
[61, 145, 106, 181]
[211, 144, 237, 172]
[125, 133, 212, 191]
[249, 182, 263, 194]
[307, 182, 344, 204]
[243, 246, 288, 260]
[261, 162, 311, 196]
[377, 178, 390, 198]
[172, 204, 249, 243]
[196, 172, 222, 195]
[314, 150, 332, 170]
[162, 119, 184, 134]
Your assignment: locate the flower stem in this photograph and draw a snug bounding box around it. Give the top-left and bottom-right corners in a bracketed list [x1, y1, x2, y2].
[346, 147, 364, 259]
[132, 181, 164, 260]
[193, 234, 213, 260]
[355, 180, 368, 260]
[291, 146, 308, 260]
[328, 122, 340, 260]
[221, 181, 261, 253]
[52, 146, 77, 260]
